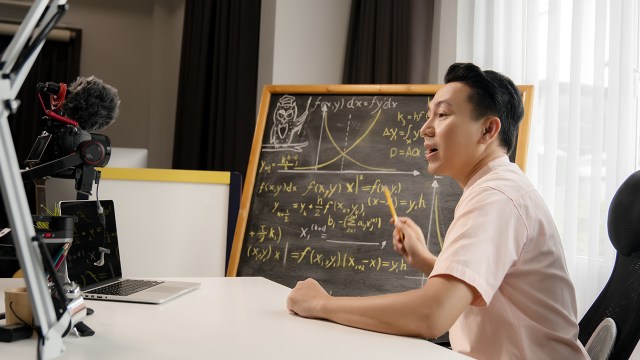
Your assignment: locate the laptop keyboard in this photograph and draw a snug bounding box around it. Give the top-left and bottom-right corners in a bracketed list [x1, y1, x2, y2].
[86, 279, 164, 296]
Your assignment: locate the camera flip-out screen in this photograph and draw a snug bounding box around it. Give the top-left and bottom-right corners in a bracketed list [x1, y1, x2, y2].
[26, 133, 52, 164]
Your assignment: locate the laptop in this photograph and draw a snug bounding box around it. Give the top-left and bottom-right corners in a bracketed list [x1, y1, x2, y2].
[58, 199, 200, 304]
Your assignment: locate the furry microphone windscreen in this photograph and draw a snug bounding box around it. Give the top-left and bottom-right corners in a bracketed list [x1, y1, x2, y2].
[63, 76, 121, 132]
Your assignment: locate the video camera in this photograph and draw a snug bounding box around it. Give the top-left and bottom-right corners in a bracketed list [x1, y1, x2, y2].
[21, 80, 112, 197]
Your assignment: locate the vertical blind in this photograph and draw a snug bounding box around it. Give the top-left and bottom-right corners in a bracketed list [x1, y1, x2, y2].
[456, 0, 640, 318]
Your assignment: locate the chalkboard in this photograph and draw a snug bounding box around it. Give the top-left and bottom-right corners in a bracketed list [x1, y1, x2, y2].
[227, 85, 533, 296]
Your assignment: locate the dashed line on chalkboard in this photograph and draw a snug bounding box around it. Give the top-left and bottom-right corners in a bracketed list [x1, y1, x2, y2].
[315, 104, 328, 168]
[340, 114, 352, 171]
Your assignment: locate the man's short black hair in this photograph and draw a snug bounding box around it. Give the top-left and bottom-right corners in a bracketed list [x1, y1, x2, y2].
[444, 63, 524, 155]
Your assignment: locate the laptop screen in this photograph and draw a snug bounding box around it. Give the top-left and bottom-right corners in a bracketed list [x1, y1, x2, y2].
[59, 200, 123, 289]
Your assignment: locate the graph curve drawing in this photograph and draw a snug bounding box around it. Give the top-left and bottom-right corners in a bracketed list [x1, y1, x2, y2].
[294, 102, 394, 173]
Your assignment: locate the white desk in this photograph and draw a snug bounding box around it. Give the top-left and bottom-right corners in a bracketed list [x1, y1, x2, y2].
[0, 277, 470, 359]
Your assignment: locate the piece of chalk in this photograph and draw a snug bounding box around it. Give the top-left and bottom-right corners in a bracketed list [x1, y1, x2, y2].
[383, 186, 398, 222]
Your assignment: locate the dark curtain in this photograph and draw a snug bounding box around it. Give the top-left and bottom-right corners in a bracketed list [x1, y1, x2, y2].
[343, 0, 434, 84]
[0, 28, 82, 164]
[172, 0, 261, 179]
[0, 27, 82, 276]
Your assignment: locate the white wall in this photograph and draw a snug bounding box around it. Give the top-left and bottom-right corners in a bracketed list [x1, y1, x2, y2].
[258, 0, 351, 88]
[429, 0, 458, 83]
[60, 0, 184, 169]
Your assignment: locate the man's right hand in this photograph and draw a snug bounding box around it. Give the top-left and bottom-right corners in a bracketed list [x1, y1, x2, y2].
[392, 216, 437, 275]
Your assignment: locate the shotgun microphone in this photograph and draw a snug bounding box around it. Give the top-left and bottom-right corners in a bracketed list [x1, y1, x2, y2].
[62, 76, 120, 132]
[37, 75, 120, 132]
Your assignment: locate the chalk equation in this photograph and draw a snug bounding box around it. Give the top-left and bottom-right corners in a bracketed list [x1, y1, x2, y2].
[246, 244, 409, 274]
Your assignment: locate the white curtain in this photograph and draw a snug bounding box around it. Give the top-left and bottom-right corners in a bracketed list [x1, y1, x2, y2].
[455, 0, 640, 318]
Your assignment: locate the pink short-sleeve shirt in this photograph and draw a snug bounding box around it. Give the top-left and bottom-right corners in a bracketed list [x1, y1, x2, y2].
[430, 156, 588, 359]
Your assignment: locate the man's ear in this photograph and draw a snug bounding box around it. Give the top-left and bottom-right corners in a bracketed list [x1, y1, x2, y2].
[480, 117, 501, 144]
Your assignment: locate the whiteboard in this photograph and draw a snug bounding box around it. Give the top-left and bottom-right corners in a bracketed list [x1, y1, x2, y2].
[90, 168, 231, 278]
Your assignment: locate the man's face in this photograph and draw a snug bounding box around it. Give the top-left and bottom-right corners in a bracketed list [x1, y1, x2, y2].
[420, 82, 486, 184]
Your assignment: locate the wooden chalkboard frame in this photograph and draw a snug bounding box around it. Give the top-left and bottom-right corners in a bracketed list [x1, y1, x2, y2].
[227, 84, 533, 277]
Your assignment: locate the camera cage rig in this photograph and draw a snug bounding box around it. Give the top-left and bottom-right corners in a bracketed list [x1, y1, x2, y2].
[21, 81, 112, 212]
[0, 1, 91, 358]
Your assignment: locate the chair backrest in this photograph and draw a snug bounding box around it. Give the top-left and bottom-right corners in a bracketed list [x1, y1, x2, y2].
[578, 170, 640, 360]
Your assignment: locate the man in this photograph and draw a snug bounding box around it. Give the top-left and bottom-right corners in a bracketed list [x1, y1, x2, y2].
[287, 63, 588, 359]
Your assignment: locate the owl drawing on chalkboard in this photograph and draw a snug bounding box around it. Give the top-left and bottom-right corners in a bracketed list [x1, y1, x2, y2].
[265, 95, 310, 152]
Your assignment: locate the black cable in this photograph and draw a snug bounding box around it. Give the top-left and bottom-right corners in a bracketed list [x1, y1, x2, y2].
[9, 301, 29, 325]
[37, 237, 66, 314]
[93, 171, 108, 266]
[95, 170, 104, 223]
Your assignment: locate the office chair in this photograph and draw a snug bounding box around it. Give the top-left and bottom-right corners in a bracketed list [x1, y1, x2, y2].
[584, 317, 616, 360]
[578, 169, 640, 360]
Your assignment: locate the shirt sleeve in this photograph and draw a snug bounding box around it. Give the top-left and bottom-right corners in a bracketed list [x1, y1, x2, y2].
[429, 185, 529, 307]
